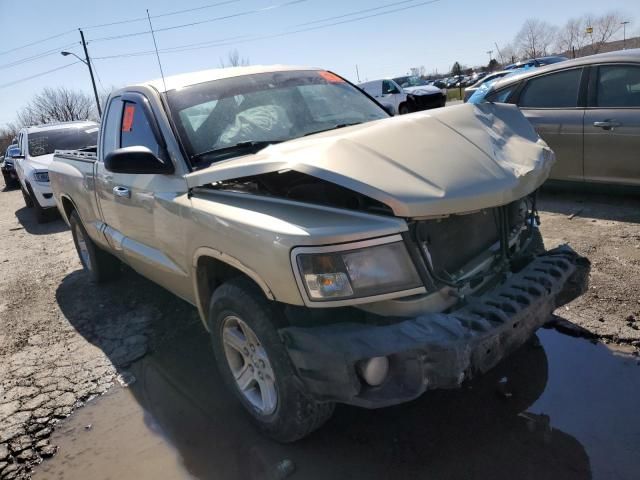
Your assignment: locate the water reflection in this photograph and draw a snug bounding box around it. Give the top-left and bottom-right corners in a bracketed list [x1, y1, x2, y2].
[127, 324, 592, 480]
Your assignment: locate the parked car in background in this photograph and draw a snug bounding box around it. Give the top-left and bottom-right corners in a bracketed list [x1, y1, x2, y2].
[359, 77, 445, 114]
[1, 144, 20, 188]
[392, 75, 447, 101]
[464, 70, 513, 102]
[504, 55, 568, 70]
[49, 65, 587, 442]
[471, 49, 640, 186]
[14, 121, 99, 222]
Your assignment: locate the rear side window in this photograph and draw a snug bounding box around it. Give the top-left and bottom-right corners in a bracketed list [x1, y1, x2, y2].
[101, 97, 123, 159]
[120, 101, 161, 155]
[595, 65, 640, 107]
[519, 69, 582, 108]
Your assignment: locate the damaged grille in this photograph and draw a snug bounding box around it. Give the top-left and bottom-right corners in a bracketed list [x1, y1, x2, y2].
[414, 201, 525, 279]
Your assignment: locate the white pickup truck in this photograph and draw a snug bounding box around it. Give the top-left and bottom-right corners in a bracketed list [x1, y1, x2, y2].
[13, 121, 98, 222]
[49, 65, 589, 442]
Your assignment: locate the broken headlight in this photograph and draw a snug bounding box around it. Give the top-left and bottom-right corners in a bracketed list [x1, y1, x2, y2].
[296, 241, 422, 301]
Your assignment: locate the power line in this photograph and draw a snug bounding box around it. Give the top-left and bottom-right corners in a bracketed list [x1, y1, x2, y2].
[0, 30, 76, 57]
[94, 0, 442, 60]
[88, 0, 310, 43]
[82, 0, 241, 30]
[0, 62, 81, 90]
[0, 42, 79, 70]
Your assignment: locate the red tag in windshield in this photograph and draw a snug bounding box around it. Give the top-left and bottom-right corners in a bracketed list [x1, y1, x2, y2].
[122, 104, 135, 132]
[318, 71, 344, 83]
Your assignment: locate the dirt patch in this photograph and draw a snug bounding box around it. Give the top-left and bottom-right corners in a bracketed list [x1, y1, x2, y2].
[538, 189, 640, 346]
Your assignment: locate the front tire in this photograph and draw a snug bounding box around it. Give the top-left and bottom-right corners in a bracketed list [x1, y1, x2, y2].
[69, 210, 120, 282]
[208, 277, 334, 442]
[21, 186, 34, 208]
[398, 103, 409, 115]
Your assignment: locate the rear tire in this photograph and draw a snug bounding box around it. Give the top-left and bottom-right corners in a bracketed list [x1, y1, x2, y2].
[208, 277, 334, 442]
[69, 210, 121, 282]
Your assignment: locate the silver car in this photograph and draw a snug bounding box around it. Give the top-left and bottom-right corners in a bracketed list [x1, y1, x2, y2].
[477, 49, 640, 186]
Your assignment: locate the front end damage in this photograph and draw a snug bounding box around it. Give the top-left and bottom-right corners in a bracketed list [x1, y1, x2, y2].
[280, 245, 589, 408]
[185, 102, 590, 408]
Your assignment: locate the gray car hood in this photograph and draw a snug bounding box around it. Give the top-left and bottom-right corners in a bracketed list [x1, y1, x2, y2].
[186, 103, 554, 218]
[403, 85, 442, 96]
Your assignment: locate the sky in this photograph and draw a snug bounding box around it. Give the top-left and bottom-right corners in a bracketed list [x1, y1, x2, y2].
[0, 0, 637, 126]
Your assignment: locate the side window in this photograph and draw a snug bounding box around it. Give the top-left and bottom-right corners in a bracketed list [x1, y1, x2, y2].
[120, 101, 161, 155]
[101, 97, 123, 159]
[519, 69, 583, 108]
[486, 86, 516, 103]
[382, 80, 399, 95]
[596, 65, 640, 108]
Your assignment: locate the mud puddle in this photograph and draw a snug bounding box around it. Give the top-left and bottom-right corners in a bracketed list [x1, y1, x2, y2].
[35, 325, 640, 480]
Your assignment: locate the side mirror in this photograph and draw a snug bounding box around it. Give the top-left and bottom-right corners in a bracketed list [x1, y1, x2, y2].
[380, 103, 395, 116]
[104, 146, 174, 174]
[10, 154, 25, 159]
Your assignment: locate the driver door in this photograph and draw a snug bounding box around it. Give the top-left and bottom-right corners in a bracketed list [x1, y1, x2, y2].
[95, 93, 192, 299]
[382, 80, 403, 113]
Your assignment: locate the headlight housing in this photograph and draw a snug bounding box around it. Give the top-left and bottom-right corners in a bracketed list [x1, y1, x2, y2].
[295, 240, 423, 302]
[33, 171, 49, 183]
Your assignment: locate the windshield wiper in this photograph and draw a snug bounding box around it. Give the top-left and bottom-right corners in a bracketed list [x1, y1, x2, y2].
[191, 140, 284, 161]
[303, 122, 363, 137]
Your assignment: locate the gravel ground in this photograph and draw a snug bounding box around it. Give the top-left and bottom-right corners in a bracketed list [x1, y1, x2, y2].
[0, 178, 638, 479]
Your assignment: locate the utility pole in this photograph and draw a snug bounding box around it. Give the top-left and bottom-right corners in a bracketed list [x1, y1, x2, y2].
[621, 21, 630, 49]
[79, 29, 101, 117]
[486, 50, 493, 64]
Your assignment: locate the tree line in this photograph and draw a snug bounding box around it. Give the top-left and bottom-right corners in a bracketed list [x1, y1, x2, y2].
[498, 11, 631, 64]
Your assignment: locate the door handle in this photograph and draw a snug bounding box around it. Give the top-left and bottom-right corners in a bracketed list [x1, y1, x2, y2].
[112, 186, 131, 198]
[593, 120, 621, 130]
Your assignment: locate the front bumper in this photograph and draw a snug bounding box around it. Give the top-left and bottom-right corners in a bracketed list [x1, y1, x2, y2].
[407, 93, 446, 111]
[280, 245, 589, 408]
[28, 181, 56, 208]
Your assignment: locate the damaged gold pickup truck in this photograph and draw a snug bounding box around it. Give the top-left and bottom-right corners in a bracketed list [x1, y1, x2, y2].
[49, 65, 589, 442]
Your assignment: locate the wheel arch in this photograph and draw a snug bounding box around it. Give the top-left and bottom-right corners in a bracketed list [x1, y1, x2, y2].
[59, 194, 78, 225]
[192, 247, 275, 331]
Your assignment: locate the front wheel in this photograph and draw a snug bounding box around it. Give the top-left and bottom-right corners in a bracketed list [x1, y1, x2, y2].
[21, 186, 34, 208]
[69, 210, 120, 282]
[398, 103, 410, 115]
[208, 277, 334, 442]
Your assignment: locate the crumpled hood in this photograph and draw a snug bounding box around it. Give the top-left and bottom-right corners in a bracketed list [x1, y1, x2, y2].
[403, 85, 442, 96]
[186, 103, 554, 218]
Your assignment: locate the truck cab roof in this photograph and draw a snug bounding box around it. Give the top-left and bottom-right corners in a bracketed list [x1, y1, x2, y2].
[143, 65, 322, 93]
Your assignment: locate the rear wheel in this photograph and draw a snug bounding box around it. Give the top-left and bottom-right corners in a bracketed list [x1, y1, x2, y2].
[69, 210, 120, 282]
[208, 277, 334, 442]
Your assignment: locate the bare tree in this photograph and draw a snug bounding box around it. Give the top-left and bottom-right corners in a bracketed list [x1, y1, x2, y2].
[555, 16, 589, 54]
[16, 87, 97, 127]
[0, 124, 20, 154]
[515, 19, 557, 59]
[586, 11, 625, 53]
[219, 49, 250, 68]
[497, 42, 519, 65]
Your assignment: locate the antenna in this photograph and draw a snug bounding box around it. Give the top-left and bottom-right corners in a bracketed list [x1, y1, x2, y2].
[146, 9, 167, 92]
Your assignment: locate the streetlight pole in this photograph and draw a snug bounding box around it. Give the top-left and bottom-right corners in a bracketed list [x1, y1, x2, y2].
[60, 29, 101, 117]
[487, 50, 493, 63]
[621, 21, 630, 49]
